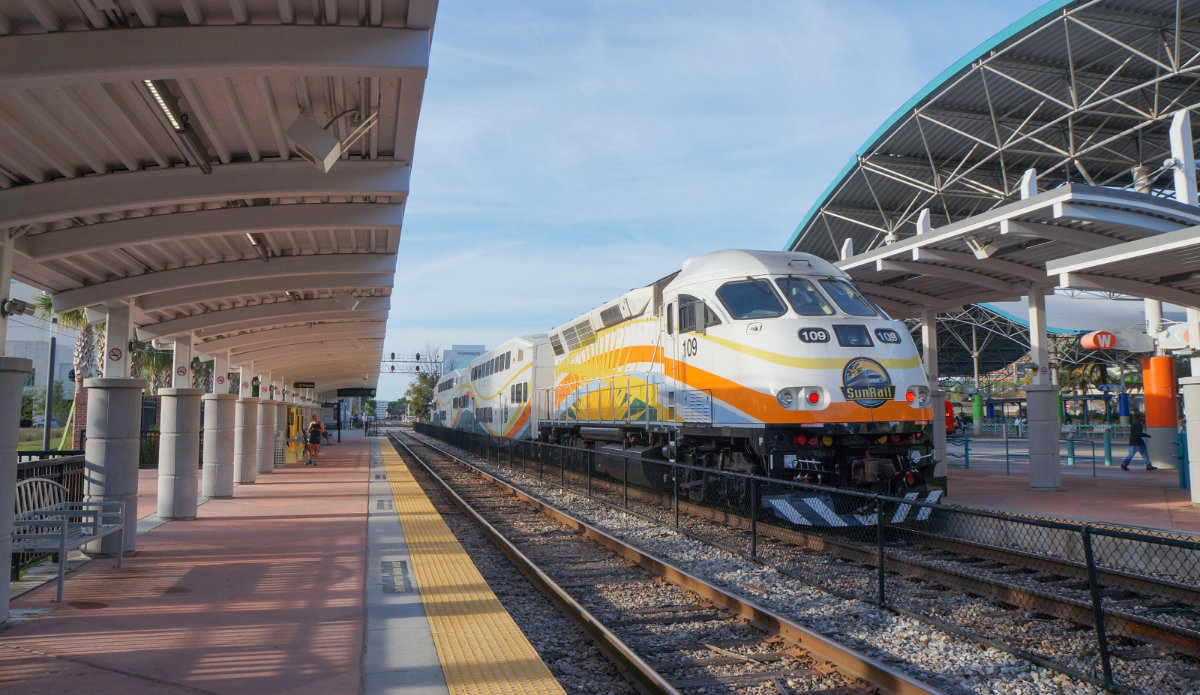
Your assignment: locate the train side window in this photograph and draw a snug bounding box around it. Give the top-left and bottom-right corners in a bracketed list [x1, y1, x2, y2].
[679, 295, 698, 333]
[703, 303, 722, 327]
[666, 302, 675, 335]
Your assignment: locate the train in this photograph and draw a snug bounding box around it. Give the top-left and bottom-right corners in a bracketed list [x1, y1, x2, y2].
[431, 250, 939, 520]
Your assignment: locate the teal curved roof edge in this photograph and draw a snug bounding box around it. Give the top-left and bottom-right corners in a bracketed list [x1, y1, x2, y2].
[783, 0, 1082, 253]
[978, 302, 1087, 336]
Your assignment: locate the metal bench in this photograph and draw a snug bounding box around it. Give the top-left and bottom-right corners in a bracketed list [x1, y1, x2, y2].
[12, 477, 125, 602]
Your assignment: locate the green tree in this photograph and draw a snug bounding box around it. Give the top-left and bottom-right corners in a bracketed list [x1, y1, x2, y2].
[33, 294, 100, 403]
[404, 373, 438, 421]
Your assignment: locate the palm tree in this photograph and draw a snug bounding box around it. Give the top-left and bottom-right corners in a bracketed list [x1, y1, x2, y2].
[33, 294, 100, 400]
[133, 348, 174, 395]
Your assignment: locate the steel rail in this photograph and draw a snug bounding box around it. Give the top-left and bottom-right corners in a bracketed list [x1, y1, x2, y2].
[387, 433, 680, 695]
[392, 431, 949, 695]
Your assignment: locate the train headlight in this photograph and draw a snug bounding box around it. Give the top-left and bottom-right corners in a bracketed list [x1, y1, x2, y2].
[906, 385, 930, 408]
[777, 390, 794, 408]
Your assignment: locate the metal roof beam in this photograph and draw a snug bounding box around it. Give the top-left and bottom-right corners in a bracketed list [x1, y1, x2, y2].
[54, 253, 397, 312]
[1059, 272, 1200, 309]
[196, 321, 386, 354]
[999, 219, 1129, 251]
[875, 259, 1021, 294]
[1046, 225, 1200, 275]
[136, 272, 395, 312]
[1, 159, 411, 231]
[232, 339, 383, 363]
[0, 25, 430, 90]
[16, 202, 405, 261]
[137, 298, 390, 339]
[910, 247, 1051, 285]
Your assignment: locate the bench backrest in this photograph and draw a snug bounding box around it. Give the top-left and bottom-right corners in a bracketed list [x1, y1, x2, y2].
[15, 477, 69, 515]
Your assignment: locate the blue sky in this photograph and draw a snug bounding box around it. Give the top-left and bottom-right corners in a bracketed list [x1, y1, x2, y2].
[380, 0, 1050, 400]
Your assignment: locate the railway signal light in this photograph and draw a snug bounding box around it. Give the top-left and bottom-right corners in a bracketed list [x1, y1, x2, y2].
[415, 353, 420, 361]
[390, 352, 395, 360]
[414, 366, 420, 372]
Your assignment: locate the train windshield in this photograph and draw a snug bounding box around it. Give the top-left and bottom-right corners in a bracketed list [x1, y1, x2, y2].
[715, 279, 786, 319]
[818, 279, 878, 316]
[774, 277, 834, 316]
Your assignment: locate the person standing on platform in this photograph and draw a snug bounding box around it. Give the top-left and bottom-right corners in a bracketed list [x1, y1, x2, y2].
[1121, 414, 1156, 470]
[305, 414, 326, 466]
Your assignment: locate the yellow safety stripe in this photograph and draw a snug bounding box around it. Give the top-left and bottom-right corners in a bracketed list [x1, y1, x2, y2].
[381, 443, 566, 695]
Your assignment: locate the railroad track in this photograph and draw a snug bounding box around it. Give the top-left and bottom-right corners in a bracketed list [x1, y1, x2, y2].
[405, 427, 1200, 694]
[577, 473, 1200, 663]
[387, 431, 947, 695]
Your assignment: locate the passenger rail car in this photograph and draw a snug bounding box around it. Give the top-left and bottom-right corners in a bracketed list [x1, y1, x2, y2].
[440, 250, 937, 499]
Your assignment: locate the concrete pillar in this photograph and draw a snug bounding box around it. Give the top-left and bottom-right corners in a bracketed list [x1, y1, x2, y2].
[257, 395, 276, 474]
[157, 387, 203, 519]
[202, 393, 237, 497]
[235, 396, 260, 484]
[276, 401, 288, 462]
[1181, 377, 1200, 508]
[1, 356, 33, 622]
[102, 305, 133, 378]
[920, 310, 947, 485]
[83, 377, 147, 554]
[1027, 383, 1061, 490]
[1026, 287, 1060, 489]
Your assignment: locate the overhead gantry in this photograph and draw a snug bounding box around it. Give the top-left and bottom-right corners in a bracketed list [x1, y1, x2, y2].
[0, 0, 438, 623]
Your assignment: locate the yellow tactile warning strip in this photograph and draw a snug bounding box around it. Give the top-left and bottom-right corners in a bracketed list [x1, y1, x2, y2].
[380, 443, 567, 695]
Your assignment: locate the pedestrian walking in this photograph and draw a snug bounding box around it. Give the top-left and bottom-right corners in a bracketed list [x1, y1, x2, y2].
[305, 414, 326, 466]
[1121, 414, 1156, 470]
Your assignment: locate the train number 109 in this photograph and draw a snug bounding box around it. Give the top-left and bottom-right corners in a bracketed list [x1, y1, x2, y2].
[798, 328, 830, 343]
[682, 337, 699, 357]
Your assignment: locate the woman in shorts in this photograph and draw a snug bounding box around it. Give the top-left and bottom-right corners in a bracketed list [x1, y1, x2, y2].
[306, 414, 326, 466]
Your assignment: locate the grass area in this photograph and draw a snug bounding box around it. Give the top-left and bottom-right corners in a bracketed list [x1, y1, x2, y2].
[17, 427, 70, 451]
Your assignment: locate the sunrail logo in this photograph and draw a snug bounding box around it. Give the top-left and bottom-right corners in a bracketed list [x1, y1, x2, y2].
[840, 357, 894, 409]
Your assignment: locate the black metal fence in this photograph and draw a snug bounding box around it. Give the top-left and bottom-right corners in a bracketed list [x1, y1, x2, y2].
[414, 423, 1200, 692]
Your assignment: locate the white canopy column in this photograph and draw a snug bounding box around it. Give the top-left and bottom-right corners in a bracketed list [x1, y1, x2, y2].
[920, 309, 947, 487]
[158, 334, 202, 519]
[234, 364, 259, 485]
[202, 351, 236, 498]
[257, 371, 276, 474]
[84, 303, 147, 559]
[1026, 286, 1061, 491]
[0, 234, 33, 622]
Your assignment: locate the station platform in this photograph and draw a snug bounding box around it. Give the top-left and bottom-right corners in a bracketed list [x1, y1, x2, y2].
[944, 436, 1200, 535]
[1, 432, 565, 695]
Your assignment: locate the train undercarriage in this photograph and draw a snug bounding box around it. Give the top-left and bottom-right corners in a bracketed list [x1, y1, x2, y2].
[538, 420, 937, 515]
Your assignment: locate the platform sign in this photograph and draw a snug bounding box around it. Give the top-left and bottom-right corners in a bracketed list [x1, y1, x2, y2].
[294, 381, 315, 389]
[337, 387, 375, 397]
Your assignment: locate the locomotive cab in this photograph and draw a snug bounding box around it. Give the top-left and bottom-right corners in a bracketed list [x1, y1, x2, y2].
[661, 252, 935, 494]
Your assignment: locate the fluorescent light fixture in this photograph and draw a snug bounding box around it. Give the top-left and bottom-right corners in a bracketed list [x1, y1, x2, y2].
[143, 79, 182, 130]
[142, 79, 212, 175]
[245, 233, 270, 262]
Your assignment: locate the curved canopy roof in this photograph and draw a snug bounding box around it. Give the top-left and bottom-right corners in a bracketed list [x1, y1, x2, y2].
[0, 0, 436, 396]
[785, 0, 1200, 262]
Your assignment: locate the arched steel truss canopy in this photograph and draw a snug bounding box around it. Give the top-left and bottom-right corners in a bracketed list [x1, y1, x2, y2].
[786, 0, 1200, 262]
[0, 0, 437, 397]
